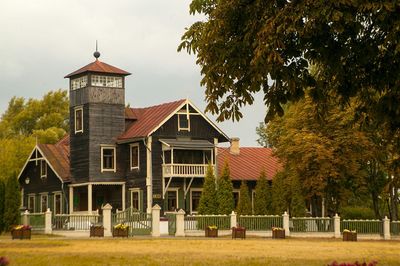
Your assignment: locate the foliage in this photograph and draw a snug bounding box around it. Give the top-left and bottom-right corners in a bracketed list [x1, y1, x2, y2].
[289, 175, 306, 217]
[255, 122, 271, 148]
[180, 0, 400, 130]
[236, 181, 252, 215]
[198, 164, 218, 214]
[271, 171, 289, 215]
[253, 171, 272, 215]
[340, 206, 376, 220]
[0, 179, 5, 233]
[3, 173, 21, 231]
[216, 162, 234, 215]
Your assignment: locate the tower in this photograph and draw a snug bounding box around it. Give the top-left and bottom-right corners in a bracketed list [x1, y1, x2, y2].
[65, 50, 131, 183]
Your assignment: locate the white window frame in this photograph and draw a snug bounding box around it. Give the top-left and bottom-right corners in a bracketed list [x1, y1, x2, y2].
[71, 75, 88, 90]
[53, 192, 63, 214]
[40, 193, 48, 213]
[101, 145, 116, 172]
[190, 188, 203, 214]
[74, 106, 83, 133]
[130, 143, 140, 170]
[129, 188, 140, 211]
[165, 188, 179, 212]
[40, 160, 47, 178]
[177, 104, 190, 131]
[28, 194, 35, 212]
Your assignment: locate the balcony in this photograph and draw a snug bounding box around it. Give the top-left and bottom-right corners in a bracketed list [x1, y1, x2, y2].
[162, 164, 213, 178]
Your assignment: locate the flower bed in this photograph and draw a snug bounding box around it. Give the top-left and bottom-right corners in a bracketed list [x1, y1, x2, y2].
[205, 225, 218, 237]
[11, 225, 31, 240]
[113, 224, 129, 238]
[90, 225, 104, 237]
[232, 226, 246, 239]
[343, 229, 357, 241]
[272, 227, 285, 239]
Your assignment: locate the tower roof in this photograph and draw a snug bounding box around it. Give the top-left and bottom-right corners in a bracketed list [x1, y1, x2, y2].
[65, 59, 131, 78]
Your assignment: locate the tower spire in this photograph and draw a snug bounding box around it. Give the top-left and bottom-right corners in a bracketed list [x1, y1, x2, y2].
[93, 40, 100, 60]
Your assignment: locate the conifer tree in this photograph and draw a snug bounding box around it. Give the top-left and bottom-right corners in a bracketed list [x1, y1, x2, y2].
[289, 176, 306, 217]
[197, 164, 218, 214]
[271, 171, 289, 215]
[4, 173, 21, 231]
[236, 181, 252, 215]
[254, 171, 272, 215]
[216, 162, 234, 215]
[0, 179, 5, 233]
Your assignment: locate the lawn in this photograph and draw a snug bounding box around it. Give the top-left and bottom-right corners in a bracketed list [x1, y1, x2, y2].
[0, 235, 399, 266]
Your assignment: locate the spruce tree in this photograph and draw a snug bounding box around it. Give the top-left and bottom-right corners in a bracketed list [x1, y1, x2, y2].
[271, 171, 289, 215]
[4, 173, 21, 231]
[236, 181, 252, 215]
[254, 171, 272, 215]
[198, 164, 218, 214]
[216, 162, 234, 215]
[289, 176, 306, 217]
[0, 179, 5, 233]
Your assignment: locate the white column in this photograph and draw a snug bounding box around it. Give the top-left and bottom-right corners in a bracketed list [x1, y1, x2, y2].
[175, 209, 186, 237]
[88, 184, 92, 214]
[283, 211, 290, 236]
[45, 208, 52, 234]
[321, 197, 325, 217]
[230, 211, 237, 228]
[152, 204, 161, 237]
[383, 216, 391, 240]
[146, 136, 153, 213]
[214, 138, 218, 173]
[22, 210, 29, 226]
[69, 186, 73, 214]
[122, 183, 126, 210]
[334, 213, 341, 238]
[102, 204, 113, 237]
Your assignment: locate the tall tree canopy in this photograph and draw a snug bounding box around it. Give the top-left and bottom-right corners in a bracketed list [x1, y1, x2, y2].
[179, 1, 400, 129]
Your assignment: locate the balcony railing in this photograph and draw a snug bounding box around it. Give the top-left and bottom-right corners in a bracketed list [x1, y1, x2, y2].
[162, 164, 213, 177]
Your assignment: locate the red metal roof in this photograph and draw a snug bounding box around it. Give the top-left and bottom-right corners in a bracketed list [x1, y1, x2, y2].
[217, 147, 282, 181]
[65, 59, 131, 78]
[119, 99, 186, 140]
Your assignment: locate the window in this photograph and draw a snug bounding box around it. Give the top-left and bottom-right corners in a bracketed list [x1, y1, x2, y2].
[40, 194, 48, 212]
[40, 160, 47, 178]
[190, 189, 202, 214]
[101, 146, 116, 172]
[71, 76, 88, 90]
[54, 193, 62, 214]
[74, 107, 83, 133]
[92, 75, 123, 88]
[233, 190, 240, 209]
[167, 190, 178, 211]
[177, 103, 190, 131]
[28, 195, 35, 212]
[130, 189, 140, 211]
[130, 144, 139, 170]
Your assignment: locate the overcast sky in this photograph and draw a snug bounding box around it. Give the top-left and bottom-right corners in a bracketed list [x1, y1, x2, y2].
[0, 0, 266, 146]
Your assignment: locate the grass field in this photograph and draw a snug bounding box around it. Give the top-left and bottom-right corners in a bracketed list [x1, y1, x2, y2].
[0, 235, 399, 266]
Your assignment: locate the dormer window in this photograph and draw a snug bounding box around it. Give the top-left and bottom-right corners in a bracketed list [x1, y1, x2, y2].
[71, 76, 87, 90]
[40, 160, 47, 178]
[92, 75, 122, 88]
[101, 146, 116, 172]
[74, 107, 83, 133]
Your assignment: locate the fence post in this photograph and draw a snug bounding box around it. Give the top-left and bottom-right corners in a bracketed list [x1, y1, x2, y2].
[283, 211, 290, 236]
[230, 211, 237, 228]
[102, 204, 113, 237]
[152, 204, 161, 237]
[22, 210, 29, 226]
[45, 208, 52, 234]
[383, 216, 391, 240]
[334, 213, 341, 238]
[175, 209, 186, 237]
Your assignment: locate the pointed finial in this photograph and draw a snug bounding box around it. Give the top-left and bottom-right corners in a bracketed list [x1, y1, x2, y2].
[93, 40, 100, 59]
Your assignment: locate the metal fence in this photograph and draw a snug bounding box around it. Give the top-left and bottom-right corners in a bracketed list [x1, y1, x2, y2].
[291, 217, 334, 232]
[341, 219, 383, 234]
[52, 214, 102, 231]
[27, 213, 45, 230]
[391, 221, 400, 235]
[111, 208, 152, 235]
[184, 215, 230, 230]
[237, 215, 282, 231]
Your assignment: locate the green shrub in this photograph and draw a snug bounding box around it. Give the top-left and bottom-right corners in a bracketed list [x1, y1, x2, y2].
[340, 206, 376, 220]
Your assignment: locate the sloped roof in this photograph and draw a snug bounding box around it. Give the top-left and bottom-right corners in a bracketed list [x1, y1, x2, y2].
[65, 59, 131, 78]
[217, 147, 282, 181]
[118, 99, 186, 140]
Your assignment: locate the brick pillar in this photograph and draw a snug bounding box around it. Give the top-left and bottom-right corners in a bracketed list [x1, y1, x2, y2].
[102, 204, 113, 237]
[175, 209, 186, 237]
[152, 204, 161, 237]
[334, 213, 341, 238]
[283, 211, 290, 236]
[45, 208, 52, 234]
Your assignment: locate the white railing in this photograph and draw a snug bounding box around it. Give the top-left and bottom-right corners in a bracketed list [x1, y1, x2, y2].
[162, 164, 213, 177]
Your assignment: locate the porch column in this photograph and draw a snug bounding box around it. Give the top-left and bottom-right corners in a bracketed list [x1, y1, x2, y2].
[214, 138, 218, 174]
[88, 184, 92, 214]
[146, 136, 153, 213]
[122, 183, 126, 210]
[69, 186, 73, 214]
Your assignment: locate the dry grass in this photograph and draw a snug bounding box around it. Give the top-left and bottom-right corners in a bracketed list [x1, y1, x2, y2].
[0, 236, 399, 265]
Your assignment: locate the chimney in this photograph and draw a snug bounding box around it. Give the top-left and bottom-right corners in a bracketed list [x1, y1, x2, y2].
[230, 137, 240, 155]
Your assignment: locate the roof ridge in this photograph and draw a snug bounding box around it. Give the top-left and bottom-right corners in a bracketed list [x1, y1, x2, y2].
[130, 99, 186, 111]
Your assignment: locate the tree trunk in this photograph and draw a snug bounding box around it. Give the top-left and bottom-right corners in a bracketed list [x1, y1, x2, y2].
[371, 191, 381, 219]
[311, 195, 322, 217]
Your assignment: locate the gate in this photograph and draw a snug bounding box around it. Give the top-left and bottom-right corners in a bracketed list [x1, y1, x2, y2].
[166, 213, 176, 235]
[112, 208, 152, 236]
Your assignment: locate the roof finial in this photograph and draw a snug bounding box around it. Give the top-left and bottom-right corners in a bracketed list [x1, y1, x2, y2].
[93, 40, 100, 60]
